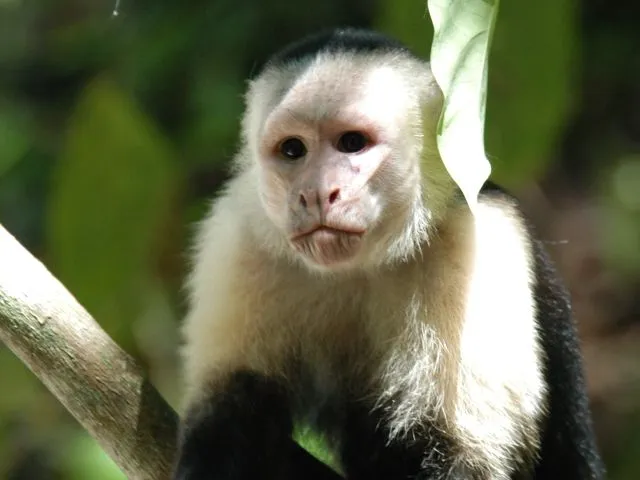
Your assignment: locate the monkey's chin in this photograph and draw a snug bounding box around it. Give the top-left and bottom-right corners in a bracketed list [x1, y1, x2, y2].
[291, 227, 364, 270]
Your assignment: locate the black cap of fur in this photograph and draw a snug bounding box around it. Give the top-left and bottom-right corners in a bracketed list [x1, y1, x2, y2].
[262, 27, 411, 74]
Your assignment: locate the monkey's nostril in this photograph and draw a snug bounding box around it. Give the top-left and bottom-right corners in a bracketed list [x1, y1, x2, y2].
[328, 188, 340, 204]
[299, 194, 307, 208]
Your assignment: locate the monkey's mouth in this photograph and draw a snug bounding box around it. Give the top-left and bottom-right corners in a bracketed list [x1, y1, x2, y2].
[291, 225, 365, 241]
[290, 226, 365, 266]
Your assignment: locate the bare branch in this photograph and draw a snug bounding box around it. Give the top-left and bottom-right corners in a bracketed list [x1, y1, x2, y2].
[0, 224, 178, 479]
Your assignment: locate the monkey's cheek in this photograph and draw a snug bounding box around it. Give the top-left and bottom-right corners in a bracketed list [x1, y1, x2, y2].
[292, 230, 363, 268]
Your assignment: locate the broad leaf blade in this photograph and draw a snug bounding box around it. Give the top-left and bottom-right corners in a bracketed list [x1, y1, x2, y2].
[47, 78, 178, 342]
[427, 0, 499, 212]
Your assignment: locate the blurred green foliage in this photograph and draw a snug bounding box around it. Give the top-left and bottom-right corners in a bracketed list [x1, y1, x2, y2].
[486, 0, 579, 185]
[1, 0, 639, 478]
[49, 77, 178, 347]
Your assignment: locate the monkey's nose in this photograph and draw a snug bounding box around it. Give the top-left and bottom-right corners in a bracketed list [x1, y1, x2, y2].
[298, 187, 341, 211]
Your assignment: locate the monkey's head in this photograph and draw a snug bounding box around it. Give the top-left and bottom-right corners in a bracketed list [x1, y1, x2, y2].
[241, 31, 454, 273]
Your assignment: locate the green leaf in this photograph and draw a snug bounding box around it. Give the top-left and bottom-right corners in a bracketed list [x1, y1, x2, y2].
[47, 78, 178, 342]
[294, 425, 343, 476]
[427, 0, 499, 212]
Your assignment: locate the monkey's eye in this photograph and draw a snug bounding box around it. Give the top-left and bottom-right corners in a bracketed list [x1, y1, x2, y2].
[337, 131, 369, 154]
[279, 137, 307, 160]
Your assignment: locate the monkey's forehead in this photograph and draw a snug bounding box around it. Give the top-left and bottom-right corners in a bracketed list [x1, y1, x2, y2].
[245, 48, 430, 130]
[267, 58, 419, 127]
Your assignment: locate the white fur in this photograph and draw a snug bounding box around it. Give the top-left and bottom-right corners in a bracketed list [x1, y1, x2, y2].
[370, 197, 545, 478]
[180, 49, 545, 479]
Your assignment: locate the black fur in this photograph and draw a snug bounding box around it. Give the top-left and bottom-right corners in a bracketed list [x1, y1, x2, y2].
[339, 401, 464, 480]
[173, 370, 344, 480]
[174, 371, 291, 480]
[529, 225, 605, 478]
[262, 27, 411, 74]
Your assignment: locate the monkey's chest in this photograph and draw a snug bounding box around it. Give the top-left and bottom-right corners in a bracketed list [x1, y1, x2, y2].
[287, 314, 387, 430]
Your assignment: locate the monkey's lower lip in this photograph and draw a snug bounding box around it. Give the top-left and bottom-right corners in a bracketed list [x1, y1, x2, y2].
[291, 226, 365, 241]
[291, 226, 365, 266]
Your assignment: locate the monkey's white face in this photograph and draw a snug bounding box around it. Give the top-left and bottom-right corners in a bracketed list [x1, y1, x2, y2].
[264, 128, 388, 269]
[248, 57, 430, 272]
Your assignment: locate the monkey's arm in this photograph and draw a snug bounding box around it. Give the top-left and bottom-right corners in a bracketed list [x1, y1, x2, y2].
[175, 372, 284, 479]
[174, 370, 343, 480]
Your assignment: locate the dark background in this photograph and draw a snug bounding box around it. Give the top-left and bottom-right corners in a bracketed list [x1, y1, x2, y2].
[1, 0, 639, 478]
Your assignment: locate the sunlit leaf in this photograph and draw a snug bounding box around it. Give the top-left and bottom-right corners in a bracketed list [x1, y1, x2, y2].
[47, 78, 178, 343]
[294, 424, 343, 475]
[427, 0, 499, 212]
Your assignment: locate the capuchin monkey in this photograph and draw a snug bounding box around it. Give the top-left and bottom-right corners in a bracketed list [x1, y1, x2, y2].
[173, 28, 605, 480]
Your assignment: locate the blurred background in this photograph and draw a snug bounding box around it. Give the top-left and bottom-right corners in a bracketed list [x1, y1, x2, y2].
[1, 0, 639, 478]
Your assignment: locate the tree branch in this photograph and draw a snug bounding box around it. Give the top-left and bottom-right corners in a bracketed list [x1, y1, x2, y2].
[0, 224, 178, 479]
[0, 225, 341, 480]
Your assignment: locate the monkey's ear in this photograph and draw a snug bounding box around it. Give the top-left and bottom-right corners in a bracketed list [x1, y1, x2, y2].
[426, 0, 499, 214]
